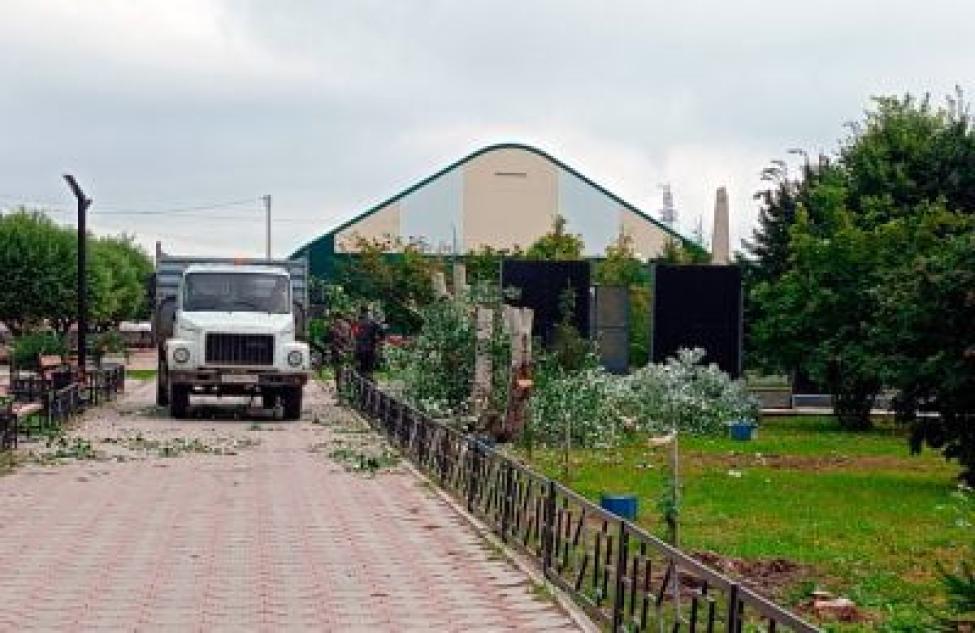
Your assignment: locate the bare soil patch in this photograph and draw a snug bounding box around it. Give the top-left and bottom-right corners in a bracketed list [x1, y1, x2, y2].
[691, 550, 813, 603]
[690, 550, 870, 623]
[690, 451, 910, 472]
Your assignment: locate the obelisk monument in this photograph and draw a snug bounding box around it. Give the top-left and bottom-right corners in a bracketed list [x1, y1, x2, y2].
[711, 186, 730, 265]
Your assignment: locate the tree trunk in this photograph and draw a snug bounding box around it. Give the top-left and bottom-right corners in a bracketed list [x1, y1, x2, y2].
[833, 384, 877, 430]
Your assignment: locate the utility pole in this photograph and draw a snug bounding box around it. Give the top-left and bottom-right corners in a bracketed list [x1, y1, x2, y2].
[262, 194, 272, 259]
[63, 175, 92, 374]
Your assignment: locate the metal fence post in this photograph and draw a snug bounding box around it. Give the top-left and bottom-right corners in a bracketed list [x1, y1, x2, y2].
[418, 419, 427, 466]
[400, 406, 408, 449]
[438, 429, 448, 485]
[501, 461, 513, 542]
[611, 521, 628, 632]
[467, 438, 479, 513]
[393, 403, 398, 438]
[726, 583, 741, 633]
[542, 479, 556, 577]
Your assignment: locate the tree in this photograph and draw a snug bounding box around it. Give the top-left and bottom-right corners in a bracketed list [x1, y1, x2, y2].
[841, 90, 975, 226]
[0, 208, 152, 335]
[874, 221, 975, 483]
[332, 234, 442, 333]
[526, 215, 584, 260]
[740, 154, 843, 371]
[0, 209, 76, 334]
[657, 237, 710, 264]
[90, 235, 153, 326]
[596, 231, 652, 366]
[748, 90, 975, 454]
[751, 202, 886, 429]
[464, 244, 523, 285]
[743, 153, 835, 285]
[597, 231, 647, 286]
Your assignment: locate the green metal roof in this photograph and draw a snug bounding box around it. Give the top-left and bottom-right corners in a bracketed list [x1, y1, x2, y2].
[291, 142, 699, 259]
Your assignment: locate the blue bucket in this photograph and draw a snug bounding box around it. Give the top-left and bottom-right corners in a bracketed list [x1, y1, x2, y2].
[729, 421, 757, 441]
[600, 494, 638, 520]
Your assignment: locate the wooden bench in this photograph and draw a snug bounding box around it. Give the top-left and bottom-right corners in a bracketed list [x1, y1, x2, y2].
[38, 354, 64, 379]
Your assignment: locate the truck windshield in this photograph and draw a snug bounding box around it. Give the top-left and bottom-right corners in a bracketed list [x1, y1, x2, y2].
[183, 273, 290, 313]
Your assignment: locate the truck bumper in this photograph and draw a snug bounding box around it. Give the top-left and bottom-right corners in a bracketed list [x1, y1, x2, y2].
[169, 369, 307, 393]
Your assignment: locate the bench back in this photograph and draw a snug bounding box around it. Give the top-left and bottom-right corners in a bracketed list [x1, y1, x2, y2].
[38, 355, 63, 370]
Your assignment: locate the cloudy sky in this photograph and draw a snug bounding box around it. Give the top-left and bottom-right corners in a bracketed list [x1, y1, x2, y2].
[1, 0, 972, 258]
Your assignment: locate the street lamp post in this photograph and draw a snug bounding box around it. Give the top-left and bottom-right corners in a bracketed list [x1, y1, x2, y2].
[63, 175, 91, 374]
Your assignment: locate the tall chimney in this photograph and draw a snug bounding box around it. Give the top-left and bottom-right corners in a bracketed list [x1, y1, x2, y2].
[711, 187, 730, 265]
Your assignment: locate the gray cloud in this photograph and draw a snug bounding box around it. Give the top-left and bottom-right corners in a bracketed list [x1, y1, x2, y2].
[1, 0, 972, 257]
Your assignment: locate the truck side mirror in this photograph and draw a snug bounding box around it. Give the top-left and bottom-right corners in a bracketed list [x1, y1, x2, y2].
[154, 296, 177, 345]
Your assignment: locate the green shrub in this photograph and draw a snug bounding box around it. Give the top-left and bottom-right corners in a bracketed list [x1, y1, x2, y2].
[937, 559, 975, 630]
[388, 283, 510, 420]
[12, 331, 67, 369]
[92, 330, 125, 354]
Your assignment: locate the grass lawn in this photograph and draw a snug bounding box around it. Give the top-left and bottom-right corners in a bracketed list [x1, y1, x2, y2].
[516, 416, 973, 631]
[126, 369, 157, 380]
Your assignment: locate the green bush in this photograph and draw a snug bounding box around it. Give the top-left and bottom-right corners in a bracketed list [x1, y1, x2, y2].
[92, 330, 125, 354]
[12, 331, 67, 369]
[388, 283, 510, 420]
[937, 559, 975, 630]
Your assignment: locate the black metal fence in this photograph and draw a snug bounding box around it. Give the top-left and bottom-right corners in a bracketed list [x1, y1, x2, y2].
[342, 370, 819, 633]
[2, 363, 126, 445]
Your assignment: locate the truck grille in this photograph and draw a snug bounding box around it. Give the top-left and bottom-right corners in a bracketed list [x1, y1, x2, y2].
[205, 333, 274, 366]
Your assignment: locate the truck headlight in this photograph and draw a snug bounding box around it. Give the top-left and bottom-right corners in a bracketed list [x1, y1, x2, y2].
[173, 347, 190, 364]
[287, 350, 303, 367]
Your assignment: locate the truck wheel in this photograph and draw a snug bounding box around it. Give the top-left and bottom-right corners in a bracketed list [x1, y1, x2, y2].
[282, 386, 303, 421]
[169, 384, 190, 419]
[157, 359, 169, 406]
[262, 392, 277, 410]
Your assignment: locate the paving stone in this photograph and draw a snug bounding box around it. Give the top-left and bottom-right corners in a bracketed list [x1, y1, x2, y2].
[0, 380, 579, 630]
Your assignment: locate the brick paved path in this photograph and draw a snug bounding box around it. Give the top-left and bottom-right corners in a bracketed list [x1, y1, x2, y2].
[0, 380, 579, 632]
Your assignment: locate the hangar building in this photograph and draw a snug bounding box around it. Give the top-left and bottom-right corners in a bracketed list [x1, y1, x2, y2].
[293, 143, 694, 277]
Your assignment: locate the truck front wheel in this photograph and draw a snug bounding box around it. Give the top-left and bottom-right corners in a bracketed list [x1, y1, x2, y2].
[169, 384, 190, 419]
[282, 386, 303, 421]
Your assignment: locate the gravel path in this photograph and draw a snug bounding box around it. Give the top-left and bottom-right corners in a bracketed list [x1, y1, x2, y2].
[0, 379, 579, 631]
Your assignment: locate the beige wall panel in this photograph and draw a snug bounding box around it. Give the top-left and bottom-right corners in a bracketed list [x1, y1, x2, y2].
[620, 208, 670, 258]
[335, 203, 401, 252]
[462, 148, 558, 251]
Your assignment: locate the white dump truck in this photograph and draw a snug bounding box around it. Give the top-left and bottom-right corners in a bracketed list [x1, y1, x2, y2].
[152, 249, 310, 419]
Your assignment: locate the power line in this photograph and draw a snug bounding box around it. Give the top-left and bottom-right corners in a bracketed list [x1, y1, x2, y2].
[96, 213, 265, 221]
[0, 194, 70, 210]
[269, 217, 330, 223]
[2, 193, 334, 225]
[93, 197, 261, 215]
[0, 193, 262, 215]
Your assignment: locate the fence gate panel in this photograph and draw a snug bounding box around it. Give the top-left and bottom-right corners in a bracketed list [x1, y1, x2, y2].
[593, 285, 629, 374]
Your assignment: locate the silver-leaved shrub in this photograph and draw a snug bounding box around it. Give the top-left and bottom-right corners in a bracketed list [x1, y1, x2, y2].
[530, 348, 758, 448]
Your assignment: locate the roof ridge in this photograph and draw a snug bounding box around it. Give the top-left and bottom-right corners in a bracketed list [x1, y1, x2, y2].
[291, 142, 698, 257]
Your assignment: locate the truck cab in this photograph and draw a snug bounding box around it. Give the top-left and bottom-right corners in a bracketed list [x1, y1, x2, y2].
[153, 255, 310, 420]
